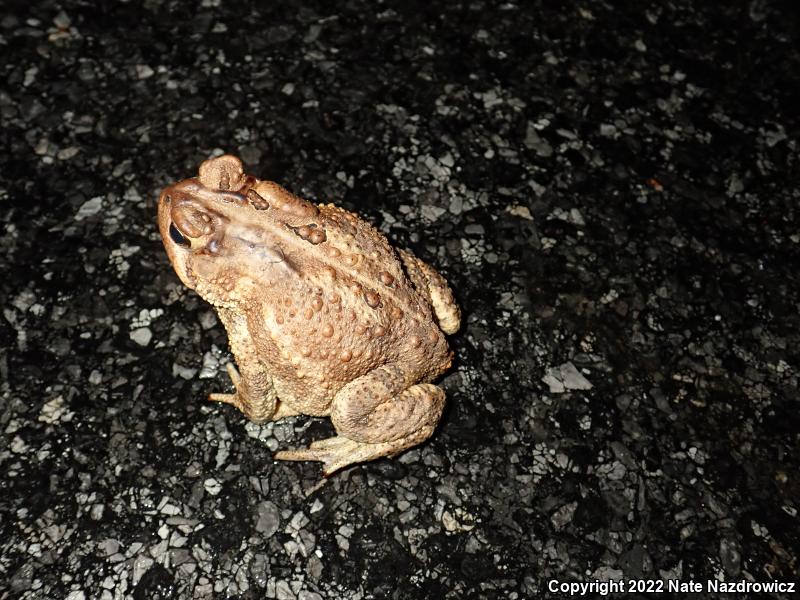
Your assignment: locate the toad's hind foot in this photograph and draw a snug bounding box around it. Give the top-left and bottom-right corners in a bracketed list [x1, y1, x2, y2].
[274, 435, 416, 476]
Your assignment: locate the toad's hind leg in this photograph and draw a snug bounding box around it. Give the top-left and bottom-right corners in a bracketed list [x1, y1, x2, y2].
[398, 249, 461, 334]
[274, 365, 445, 475]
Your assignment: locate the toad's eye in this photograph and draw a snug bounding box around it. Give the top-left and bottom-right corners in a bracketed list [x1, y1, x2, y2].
[169, 222, 190, 247]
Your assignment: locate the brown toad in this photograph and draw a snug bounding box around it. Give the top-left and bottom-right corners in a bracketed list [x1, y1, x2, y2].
[157, 155, 460, 474]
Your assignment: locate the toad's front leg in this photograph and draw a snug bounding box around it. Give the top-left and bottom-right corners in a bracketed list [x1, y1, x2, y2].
[274, 364, 445, 475]
[209, 310, 300, 423]
[209, 360, 299, 423]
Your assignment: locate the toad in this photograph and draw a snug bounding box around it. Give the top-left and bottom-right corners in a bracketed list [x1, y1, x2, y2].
[157, 155, 460, 474]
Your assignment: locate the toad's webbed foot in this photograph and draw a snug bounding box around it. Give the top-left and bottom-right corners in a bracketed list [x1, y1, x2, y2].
[275, 436, 412, 476]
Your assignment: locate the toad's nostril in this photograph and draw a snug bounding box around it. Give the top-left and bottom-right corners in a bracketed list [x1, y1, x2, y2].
[169, 222, 190, 247]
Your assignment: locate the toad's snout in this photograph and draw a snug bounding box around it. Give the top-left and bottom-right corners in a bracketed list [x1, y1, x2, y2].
[171, 201, 214, 241]
[159, 189, 220, 249]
